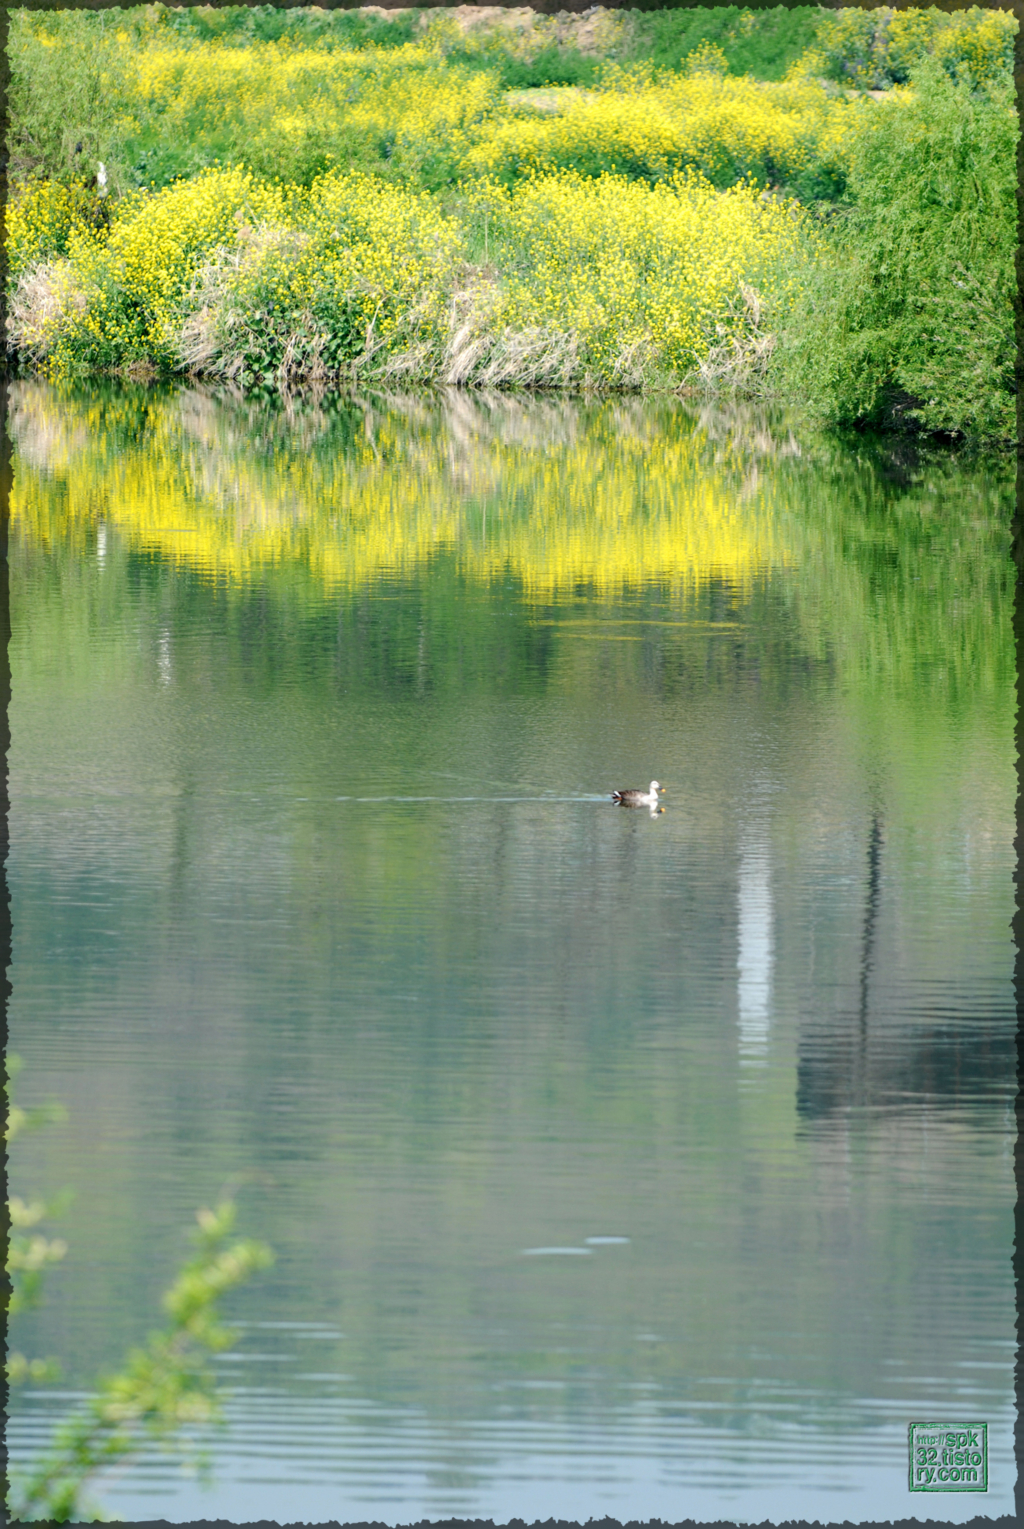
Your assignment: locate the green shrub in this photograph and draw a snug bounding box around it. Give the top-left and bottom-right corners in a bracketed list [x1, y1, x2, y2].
[625, 6, 822, 83]
[494, 46, 599, 91]
[774, 62, 1018, 440]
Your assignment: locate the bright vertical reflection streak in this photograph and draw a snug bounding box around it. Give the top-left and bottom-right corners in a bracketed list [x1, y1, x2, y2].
[737, 829, 773, 1067]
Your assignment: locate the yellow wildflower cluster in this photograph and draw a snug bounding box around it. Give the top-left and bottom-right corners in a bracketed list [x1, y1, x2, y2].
[126, 36, 503, 187]
[10, 15, 869, 199]
[118, 29, 866, 197]
[480, 170, 814, 380]
[181, 171, 465, 385]
[467, 70, 862, 193]
[25, 170, 288, 374]
[10, 157, 812, 391]
[5, 180, 106, 279]
[98, 171, 286, 346]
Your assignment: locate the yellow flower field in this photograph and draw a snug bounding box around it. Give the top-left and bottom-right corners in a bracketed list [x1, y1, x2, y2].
[7, 162, 817, 391]
[4, 6, 1016, 431]
[464, 67, 864, 194]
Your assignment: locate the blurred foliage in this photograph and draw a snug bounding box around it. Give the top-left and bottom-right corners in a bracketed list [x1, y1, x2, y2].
[6, 1055, 273, 1523]
[6, 1055, 69, 1388]
[813, 5, 1016, 91]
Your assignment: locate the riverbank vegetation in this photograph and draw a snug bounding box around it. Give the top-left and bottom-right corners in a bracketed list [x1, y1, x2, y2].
[4, 5, 1017, 440]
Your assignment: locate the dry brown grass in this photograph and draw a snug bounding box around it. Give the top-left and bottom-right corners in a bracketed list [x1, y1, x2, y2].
[6, 260, 88, 361]
[691, 284, 778, 394]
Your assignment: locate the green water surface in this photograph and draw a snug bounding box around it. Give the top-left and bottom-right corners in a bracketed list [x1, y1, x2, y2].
[6, 380, 1016, 1523]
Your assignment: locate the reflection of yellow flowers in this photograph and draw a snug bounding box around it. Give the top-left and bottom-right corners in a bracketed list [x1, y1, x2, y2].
[11, 383, 1012, 724]
[10, 383, 794, 600]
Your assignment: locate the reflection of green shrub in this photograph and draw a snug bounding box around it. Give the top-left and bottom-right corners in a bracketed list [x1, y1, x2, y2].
[774, 64, 1017, 441]
[776, 427, 1014, 714]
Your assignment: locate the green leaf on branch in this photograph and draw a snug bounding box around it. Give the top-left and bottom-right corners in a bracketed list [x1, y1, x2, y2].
[8, 1202, 273, 1523]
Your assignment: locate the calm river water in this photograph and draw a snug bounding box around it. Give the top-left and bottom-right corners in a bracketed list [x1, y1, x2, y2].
[6, 380, 1016, 1523]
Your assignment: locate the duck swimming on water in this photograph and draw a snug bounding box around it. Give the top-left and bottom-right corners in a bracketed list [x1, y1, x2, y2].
[611, 781, 664, 807]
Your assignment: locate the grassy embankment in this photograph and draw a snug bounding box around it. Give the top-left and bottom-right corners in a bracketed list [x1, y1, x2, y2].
[4, 5, 1018, 439]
